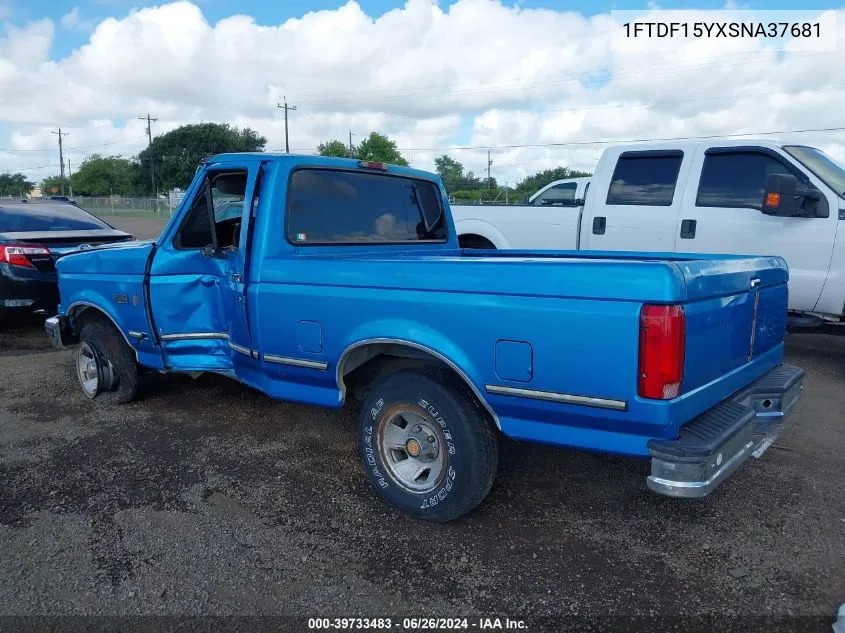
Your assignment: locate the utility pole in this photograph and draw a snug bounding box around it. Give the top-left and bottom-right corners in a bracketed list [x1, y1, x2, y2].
[487, 150, 493, 190]
[277, 98, 298, 153]
[348, 130, 355, 158]
[51, 128, 69, 196]
[138, 114, 158, 197]
[67, 159, 73, 199]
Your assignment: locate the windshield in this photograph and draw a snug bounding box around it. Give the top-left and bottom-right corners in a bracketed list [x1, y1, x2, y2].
[0, 203, 110, 233]
[783, 145, 845, 198]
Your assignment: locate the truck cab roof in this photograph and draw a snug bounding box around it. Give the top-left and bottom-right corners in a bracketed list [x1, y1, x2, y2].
[609, 138, 795, 154]
[203, 152, 443, 184]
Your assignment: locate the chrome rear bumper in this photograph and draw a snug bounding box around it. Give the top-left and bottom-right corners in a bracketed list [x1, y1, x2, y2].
[647, 364, 804, 498]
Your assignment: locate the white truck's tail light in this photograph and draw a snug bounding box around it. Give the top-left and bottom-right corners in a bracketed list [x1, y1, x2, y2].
[638, 304, 686, 400]
[0, 244, 51, 268]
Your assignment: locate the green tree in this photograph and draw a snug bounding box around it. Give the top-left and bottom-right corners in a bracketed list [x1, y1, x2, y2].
[461, 171, 484, 190]
[41, 175, 70, 196]
[70, 154, 139, 196]
[0, 172, 34, 197]
[137, 123, 267, 193]
[355, 132, 408, 166]
[515, 167, 592, 196]
[434, 155, 464, 192]
[318, 139, 353, 158]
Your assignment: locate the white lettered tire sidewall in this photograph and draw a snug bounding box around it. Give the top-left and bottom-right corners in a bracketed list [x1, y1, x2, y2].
[358, 369, 498, 522]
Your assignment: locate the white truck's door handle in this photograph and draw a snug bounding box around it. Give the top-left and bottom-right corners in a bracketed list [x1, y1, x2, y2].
[680, 219, 697, 239]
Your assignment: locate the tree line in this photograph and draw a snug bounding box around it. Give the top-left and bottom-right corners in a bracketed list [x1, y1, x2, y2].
[1, 122, 590, 200]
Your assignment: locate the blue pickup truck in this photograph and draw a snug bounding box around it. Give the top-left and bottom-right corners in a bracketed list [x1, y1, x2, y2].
[46, 153, 804, 522]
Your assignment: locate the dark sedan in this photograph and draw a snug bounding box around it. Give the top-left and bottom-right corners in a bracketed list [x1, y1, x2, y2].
[0, 200, 134, 318]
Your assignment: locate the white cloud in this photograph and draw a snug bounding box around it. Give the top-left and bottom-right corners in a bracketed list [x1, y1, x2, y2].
[61, 7, 81, 29]
[1, 0, 844, 185]
[60, 6, 97, 31]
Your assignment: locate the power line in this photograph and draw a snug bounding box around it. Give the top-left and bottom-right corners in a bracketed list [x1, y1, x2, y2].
[0, 136, 148, 153]
[277, 98, 298, 153]
[7, 125, 845, 178]
[3, 75, 843, 158]
[389, 125, 845, 153]
[283, 125, 845, 156]
[306, 81, 845, 123]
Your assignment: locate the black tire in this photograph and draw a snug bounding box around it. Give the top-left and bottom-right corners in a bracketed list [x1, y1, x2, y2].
[358, 367, 499, 522]
[76, 317, 139, 404]
[458, 235, 496, 250]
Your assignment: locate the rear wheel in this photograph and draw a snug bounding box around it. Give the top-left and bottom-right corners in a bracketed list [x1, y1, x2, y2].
[74, 317, 138, 404]
[358, 368, 499, 522]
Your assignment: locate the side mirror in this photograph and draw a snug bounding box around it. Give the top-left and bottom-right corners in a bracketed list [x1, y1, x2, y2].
[762, 174, 797, 216]
[201, 244, 222, 259]
[796, 186, 830, 218]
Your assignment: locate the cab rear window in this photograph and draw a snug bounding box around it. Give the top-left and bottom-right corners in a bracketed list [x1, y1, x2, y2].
[286, 168, 447, 245]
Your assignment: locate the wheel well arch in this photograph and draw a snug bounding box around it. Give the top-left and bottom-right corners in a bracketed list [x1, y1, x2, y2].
[336, 339, 500, 430]
[67, 302, 137, 358]
[458, 233, 497, 250]
[453, 218, 509, 249]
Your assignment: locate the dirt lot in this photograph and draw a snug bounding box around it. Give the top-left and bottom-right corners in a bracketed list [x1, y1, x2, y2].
[0, 215, 842, 630]
[96, 214, 169, 241]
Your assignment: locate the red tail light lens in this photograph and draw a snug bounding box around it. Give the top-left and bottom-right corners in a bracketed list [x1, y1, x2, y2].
[0, 244, 51, 268]
[638, 304, 686, 400]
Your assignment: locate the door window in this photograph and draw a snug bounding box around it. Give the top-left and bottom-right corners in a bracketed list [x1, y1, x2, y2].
[696, 152, 794, 210]
[175, 170, 248, 249]
[606, 152, 683, 206]
[532, 182, 577, 206]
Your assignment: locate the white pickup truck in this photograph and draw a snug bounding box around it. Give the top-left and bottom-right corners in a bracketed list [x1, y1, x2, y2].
[451, 140, 845, 322]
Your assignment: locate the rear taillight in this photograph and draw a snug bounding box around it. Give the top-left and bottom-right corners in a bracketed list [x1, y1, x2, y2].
[0, 244, 51, 268]
[638, 304, 686, 400]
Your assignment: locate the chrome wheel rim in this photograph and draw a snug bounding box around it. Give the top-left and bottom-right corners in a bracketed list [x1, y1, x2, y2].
[377, 405, 447, 494]
[76, 342, 101, 398]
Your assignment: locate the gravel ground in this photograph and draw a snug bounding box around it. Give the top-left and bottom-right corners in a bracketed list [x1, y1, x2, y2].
[0, 319, 843, 630]
[0, 216, 842, 630]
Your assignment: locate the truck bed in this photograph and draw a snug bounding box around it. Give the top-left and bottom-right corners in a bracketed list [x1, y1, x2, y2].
[251, 248, 788, 457]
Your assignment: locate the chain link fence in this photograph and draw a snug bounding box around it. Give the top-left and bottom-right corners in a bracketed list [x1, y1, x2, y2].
[76, 195, 181, 218]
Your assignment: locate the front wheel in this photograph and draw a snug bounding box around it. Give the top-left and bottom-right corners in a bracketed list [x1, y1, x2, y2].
[74, 318, 139, 404]
[358, 368, 499, 522]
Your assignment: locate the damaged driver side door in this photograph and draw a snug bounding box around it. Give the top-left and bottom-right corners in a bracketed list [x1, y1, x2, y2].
[148, 163, 255, 373]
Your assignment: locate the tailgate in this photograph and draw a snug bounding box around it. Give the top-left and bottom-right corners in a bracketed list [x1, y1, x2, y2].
[677, 255, 789, 392]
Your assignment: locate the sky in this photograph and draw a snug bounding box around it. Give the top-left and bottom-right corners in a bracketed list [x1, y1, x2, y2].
[0, 0, 843, 189]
